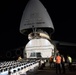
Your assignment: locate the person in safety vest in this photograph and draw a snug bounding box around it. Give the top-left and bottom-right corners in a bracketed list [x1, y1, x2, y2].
[67, 55, 72, 71]
[61, 55, 66, 74]
[55, 53, 61, 74]
[17, 56, 22, 61]
[49, 56, 53, 68]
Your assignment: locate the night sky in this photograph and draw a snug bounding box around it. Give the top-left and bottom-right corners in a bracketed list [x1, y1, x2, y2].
[0, 0, 76, 51]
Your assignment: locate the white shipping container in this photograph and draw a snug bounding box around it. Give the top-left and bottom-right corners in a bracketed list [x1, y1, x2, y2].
[24, 38, 54, 58]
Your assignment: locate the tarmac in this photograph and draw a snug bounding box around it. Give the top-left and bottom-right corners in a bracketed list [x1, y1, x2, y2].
[34, 66, 76, 75]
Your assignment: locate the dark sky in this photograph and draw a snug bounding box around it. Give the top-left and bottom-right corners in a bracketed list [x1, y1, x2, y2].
[0, 0, 76, 51]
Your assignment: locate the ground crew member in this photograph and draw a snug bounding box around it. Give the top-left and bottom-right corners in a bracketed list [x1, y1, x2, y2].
[49, 56, 53, 68]
[67, 55, 72, 71]
[55, 53, 61, 74]
[61, 55, 65, 74]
